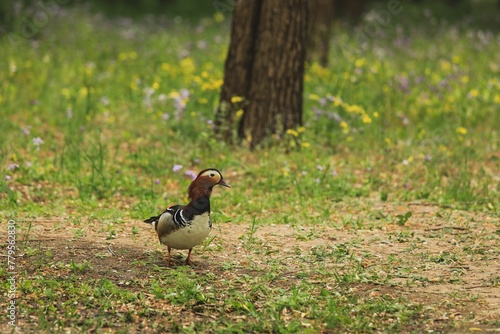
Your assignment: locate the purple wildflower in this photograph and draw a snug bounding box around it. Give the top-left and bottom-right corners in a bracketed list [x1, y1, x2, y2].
[8, 164, 19, 171]
[100, 96, 110, 106]
[207, 120, 215, 129]
[197, 40, 207, 50]
[179, 88, 190, 99]
[33, 137, 43, 149]
[312, 107, 323, 118]
[172, 164, 183, 172]
[185, 170, 197, 180]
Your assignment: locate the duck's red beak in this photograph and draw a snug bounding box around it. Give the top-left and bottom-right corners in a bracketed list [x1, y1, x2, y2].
[218, 179, 230, 188]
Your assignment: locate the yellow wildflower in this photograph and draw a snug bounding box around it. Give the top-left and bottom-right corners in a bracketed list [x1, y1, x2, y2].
[494, 94, 500, 104]
[231, 96, 244, 103]
[309, 94, 320, 101]
[373, 112, 379, 118]
[214, 12, 224, 23]
[431, 73, 441, 84]
[370, 62, 380, 73]
[452, 55, 461, 64]
[161, 62, 171, 71]
[130, 79, 138, 90]
[456, 127, 467, 135]
[79, 87, 88, 97]
[235, 109, 244, 119]
[180, 58, 195, 74]
[198, 98, 208, 104]
[355, 58, 365, 68]
[286, 129, 299, 137]
[118, 52, 128, 61]
[345, 104, 364, 114]
[61, 88, 71, 99]
[362, 114, 372, 124]
[193, 76, 202, 84]
[301, 142, 310, 148]
[203, 62, 214, 70]
[468, 89, 479, 98]
[332, 96, 342, 107]
[297, 127, 306, 133]
[152, 81, 160, 90]
[440, 60, 451, 72]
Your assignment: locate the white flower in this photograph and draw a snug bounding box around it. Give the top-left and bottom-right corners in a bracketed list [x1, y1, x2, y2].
[33, 137, 43, 146]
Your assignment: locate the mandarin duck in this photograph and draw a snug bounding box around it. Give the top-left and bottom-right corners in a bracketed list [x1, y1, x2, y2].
[144, 168, 230, 265]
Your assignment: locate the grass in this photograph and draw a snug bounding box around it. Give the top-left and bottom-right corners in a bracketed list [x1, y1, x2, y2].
[0, 0, 499, 332]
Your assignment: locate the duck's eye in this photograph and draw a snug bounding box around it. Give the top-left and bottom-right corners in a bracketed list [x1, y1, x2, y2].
[210, 173, 215, 177]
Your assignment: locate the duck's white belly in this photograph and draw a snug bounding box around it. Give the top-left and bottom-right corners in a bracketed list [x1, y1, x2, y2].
[160, 212, 211, 249]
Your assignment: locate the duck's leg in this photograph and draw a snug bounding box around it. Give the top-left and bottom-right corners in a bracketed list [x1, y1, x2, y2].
[185, 248, 193, 265]
[167, 246, 173, 266]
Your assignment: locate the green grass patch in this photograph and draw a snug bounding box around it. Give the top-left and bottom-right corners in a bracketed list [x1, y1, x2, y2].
[0, 1, 499, 332]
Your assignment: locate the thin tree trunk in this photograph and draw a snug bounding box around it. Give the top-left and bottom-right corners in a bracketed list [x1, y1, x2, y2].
[308, 0, 335, 67]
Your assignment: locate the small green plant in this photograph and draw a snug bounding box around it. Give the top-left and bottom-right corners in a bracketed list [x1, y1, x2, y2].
[396, 211, 412, 226]
[68, 259, 93, 273]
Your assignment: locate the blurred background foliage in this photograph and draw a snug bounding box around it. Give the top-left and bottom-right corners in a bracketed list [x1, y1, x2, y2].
[1, 0, 500, 35]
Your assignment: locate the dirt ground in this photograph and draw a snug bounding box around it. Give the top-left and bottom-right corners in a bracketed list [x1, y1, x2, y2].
[7, 202, 500, 332]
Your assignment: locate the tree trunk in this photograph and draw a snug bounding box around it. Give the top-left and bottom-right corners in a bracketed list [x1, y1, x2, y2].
[215, 0, 261, 141]
[308, 0, 336, 67]
[216, 0, 307, 148]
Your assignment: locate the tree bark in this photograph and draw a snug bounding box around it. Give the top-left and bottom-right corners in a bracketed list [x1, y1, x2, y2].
[216, 0, 308, 148]
[215, 0, 261, 141]
[308, 0, 336, 67]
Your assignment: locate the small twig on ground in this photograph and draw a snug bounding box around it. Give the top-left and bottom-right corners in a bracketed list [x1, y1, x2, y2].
[464, 285, 493, 289]
[425, 226, 469, 231]
[407, 202, 452, 208]
[108, 244, 118, 256]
